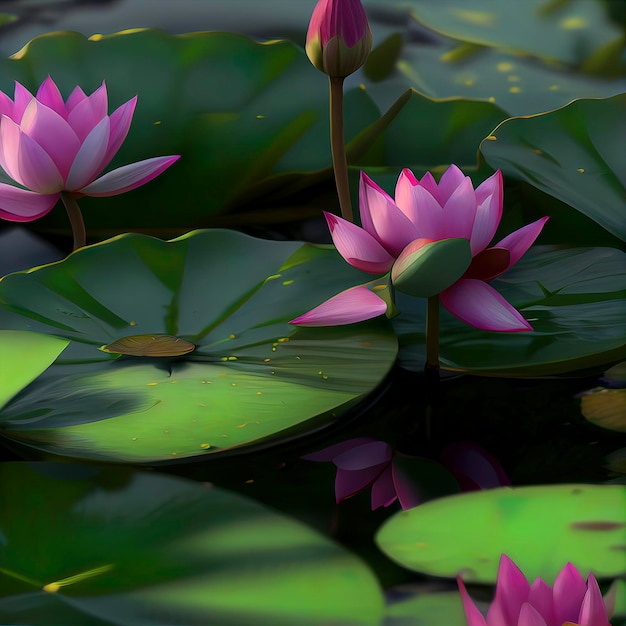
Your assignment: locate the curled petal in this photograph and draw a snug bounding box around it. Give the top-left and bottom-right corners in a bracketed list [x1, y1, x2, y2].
[494, 217, 549, 272]
[360, 171, 418, 255]
[78, 155, 179, 197]
[325, 211, 395, 273]
[0, 184, 59, 222]
[441, 279, 532, 332]
[289, 284, 388, 326]
[457, 577, 488, 626]
[470, 170, 503, 254]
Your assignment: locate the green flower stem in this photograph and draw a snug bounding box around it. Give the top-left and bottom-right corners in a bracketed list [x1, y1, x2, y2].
[425, 294, 440, 373]
[61, 191, 86, 250]
[329, 76, 353, 223]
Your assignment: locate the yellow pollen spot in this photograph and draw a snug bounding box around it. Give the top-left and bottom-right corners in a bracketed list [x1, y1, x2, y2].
[220, 357, 228, 362]
[227, 356, 237, 361]
[488, 96, 496, 103]
[266, 274, 282, 281]
[278, 337, 289, 343]
[170, 380, 178, 384]
[295, 356, 301, 360]
[231, 383, 237, 387]
[147, 382, 159, 386]
[271, 370, 276, 375]
[164, 429, 170, 434]
[497, 62, 514, 72]
[272, 347, 277, 351]
[245, 479, 254, 484]
[129, 321, 137, 326]
[534, 149, 543, 154]
[549, 84, 560, 91]
[507, 75, 520, 82]
[200, 443, 211, 449]
[237, 423, 248, 428]
[463, 79, 474, 86]
[372, 285, 387, 291]
[43, 583, 61, 593]
[255, 421, 261, 424]
[229, 334, 236, 339]
[359, 83, 366, 90]
[264, 358, 271, 362]
[322, 375, 329, 380]
[318, 371, 323, 375]
[131, 437, 138, 441]
[219, 373, 228, 377]
[171, 452, 177, 456]
[153, 120, 161, 125]
[89, 34, 104, 42]
[486, 135, 497, 141]
[509, 86, 522, 93]
[282, 280, 294, 286]
[361, 342, 372, 347]
[221, 434, 228, 438]
[560, 16, 587, 29]
[257, 391, 262, 395]
[577, 168, 585, 173]
[256, 115, 265, 119]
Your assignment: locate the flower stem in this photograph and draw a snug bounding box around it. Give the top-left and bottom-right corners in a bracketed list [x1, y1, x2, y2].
[425, 294, 440, 373]
[61, 192, 86, 250]
[329, 76, 353, 223]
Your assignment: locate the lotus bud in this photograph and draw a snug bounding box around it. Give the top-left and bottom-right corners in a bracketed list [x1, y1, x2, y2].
[306, 0, 373, 78]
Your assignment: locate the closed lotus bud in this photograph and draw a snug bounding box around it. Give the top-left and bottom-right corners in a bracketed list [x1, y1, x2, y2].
[306, 0, 373, 78]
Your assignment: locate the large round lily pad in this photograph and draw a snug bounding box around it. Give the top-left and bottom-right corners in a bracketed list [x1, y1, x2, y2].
[0, 229, 397, 462]
[376, 483, 626, 583]
[0, 462, 385, 625]
[395, 246, 626, 376]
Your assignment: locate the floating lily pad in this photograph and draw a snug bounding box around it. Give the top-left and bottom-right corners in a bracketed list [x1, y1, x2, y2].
[384, 589, 466, 626]
[395, 246, 626, 375]
[376, 483, 626, 583]
[0, 331, 69, 411]
[0, 229, 397, 462]
[0, 29, 381, 237]
[480, 94, 626, 241]
[0, 462, 385, 625]
[398, 0, 621, 65]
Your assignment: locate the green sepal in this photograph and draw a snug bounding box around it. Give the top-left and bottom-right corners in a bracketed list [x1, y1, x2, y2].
[391, 238, 472, 298]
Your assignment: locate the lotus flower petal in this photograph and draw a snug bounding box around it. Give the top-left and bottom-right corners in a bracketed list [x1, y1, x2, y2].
[370, 465, 398, 508]
[418, 170, 441, 201]
[360, 171, 418, 255]
[457, 578, 488, 626]
[470, 170, 503, 254]
[440, 177, 478, 240]
[0, 90, 13, 117]
[486, 555, 531, 625]
[335, 464, 386, 502]
[437, 164, 468, 205]
[578, 574, 611, 626]
[391, 461, 422, 510]
[67, 81, 109, 141]
[0, 184, 58, 222]
[440, 441, 511, 491]
[12, 82, 34, 123]
[441, 279, 532, 332]
[35, 76, 67, 118]
[103, 96, 138, 167]
[20, 98, 80, 179]
[65, 85, 88, 112]
[494, 217, 549, 272]
[527, 579, 554, 624]
[553, 563, 589, 624]
[65, 117, 111, 190]
[78, 155, 180, 197]
[289, 284, 387, 326]
[325, 211, 395, 273]
[518, 603, 548, 626]
[333, 440, 392, 470]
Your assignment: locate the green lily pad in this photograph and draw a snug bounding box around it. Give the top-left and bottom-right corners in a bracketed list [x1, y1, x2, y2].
[398, 0, 621, 65]
[376, 483, 626, 583]
[0, 331, 68, 411]
[0, 462, 385, 625]
[0, 29, 381, 237]
[384, 589, 466, 626]
[395, 246, 626, 376]
[0, 229, 397, 463]
[480, 94, 626, 242]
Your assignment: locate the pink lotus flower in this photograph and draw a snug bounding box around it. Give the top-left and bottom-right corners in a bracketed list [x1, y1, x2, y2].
[0, 76, 179, 222]
[306, 0, 373, 78]
[290, 166, 548, 332]
[302, 437, 420, 510]
[458, 555, 615, 626]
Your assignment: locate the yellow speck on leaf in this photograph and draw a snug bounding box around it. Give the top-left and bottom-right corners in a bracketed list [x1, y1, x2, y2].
[129, 321, 137, 326]
[147, 382, 158, 386]
[282, 280, 294, 286]
[200, 443, 211, 449]
[559, 16, 587, 30]
[497, 62, 514, 72]
[577, 168, 585, 173]
[509, 86, 522, 94]
[485, 135, 497, 141]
